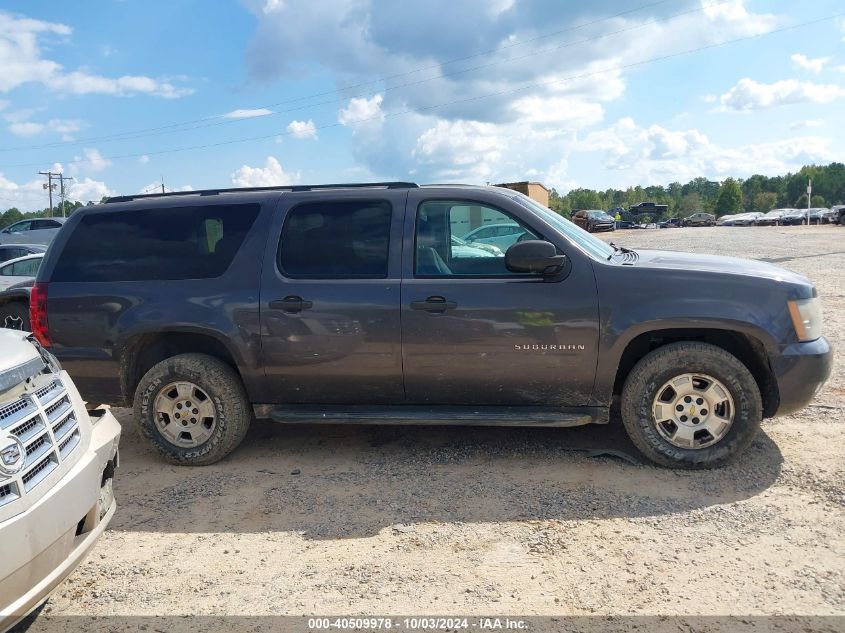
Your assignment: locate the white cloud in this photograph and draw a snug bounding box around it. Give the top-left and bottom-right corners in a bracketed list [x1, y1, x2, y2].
[0, 11, 192, 97]
[222, 108, 273, 119]
[509, 96, 603, 126]
[719, 78, 845, 111]
[68, 178, 113, 204]
[338, 94, 384, 127]
[0, 171, 112, 211]
[7, 121, 43, 136]
[138, 155, 150, 165]
[69, 148, 111, 175]
[413, 120, 503, 181]
[790, 53, 830, 74]
[7, 117, 85, 138]
[243, 0, 781, 184]
[789, 119, 824, 130]
[230, 156, 300, 187]
[286, 118, 317, 139]
[579, 117, 834, 187]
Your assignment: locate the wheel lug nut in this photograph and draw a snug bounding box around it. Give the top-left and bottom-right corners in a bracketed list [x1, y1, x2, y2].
[684, 396, 692, 403]
[692, 417, 700, 424]
[700, 409, 708, 416]
[696, 398, 704, 405]
[680, 415, 688, 422]
[676, 405, 684, 412]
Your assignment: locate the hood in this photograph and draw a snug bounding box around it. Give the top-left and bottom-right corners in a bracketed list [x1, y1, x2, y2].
[633, 249, 812, 286]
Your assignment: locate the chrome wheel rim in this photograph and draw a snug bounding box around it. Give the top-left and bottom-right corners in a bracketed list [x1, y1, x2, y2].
[153, 381, 217, 448]
[651, 373, 735, 449]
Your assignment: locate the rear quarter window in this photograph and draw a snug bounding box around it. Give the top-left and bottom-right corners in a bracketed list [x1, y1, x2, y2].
[51, 204, 259, 282]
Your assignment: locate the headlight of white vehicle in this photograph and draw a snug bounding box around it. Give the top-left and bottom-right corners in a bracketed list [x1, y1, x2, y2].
[788, 297, 822, 342]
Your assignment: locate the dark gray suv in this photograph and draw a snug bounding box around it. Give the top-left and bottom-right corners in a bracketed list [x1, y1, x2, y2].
[32, 182, 832, 469]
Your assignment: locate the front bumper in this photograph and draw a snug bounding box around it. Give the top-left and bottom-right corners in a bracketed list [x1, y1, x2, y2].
[0, 409, 120, 631]
[770, 337, 833, 416]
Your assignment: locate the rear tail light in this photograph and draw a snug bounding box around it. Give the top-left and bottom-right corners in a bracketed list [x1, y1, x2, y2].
[29, 282, 51, 346]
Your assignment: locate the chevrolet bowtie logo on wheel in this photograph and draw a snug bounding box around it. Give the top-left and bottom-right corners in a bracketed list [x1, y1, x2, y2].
[0, 430, 26, 477]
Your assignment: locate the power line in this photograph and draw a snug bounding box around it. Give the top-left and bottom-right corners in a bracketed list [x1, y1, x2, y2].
[0, 0, 708, 153]
[2, 12, 841, 171]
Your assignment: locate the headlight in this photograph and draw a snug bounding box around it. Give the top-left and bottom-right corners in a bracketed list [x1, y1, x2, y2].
[788, 297, 822, 342]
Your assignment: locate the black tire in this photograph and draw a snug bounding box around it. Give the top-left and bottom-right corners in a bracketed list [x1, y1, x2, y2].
[1, 301, 30, 331]
[620, 342, 762, 469]
[134, 353, 253, 465]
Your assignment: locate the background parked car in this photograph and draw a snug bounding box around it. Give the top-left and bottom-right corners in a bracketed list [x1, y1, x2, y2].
[0, 217, 65, 246]
[571, 209, 615, 232]
[756, 209, 788, 226]
[461, 222, 531, 251]
[731, 212, 764, 226]
[807, 208, 826, 225]
[682, 212, 715, 227]
[659, 217, 682, 228]
[716, 214, 736, 226]
[0, 253, 43, 291]
[450, 234, 502, 258]
[0, 243, 46, 264]
[779, 209, 809, 226]
[821, 207, 839, 224]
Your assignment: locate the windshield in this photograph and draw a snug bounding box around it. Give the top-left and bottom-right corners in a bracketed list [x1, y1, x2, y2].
[510, 194, 616, 261]
[586, 210, 608, 218]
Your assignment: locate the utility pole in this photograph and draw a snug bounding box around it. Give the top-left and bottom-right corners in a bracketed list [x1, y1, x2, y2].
[54, 174, 74, 218]
[807, 179, 812, 225]
[38, 171, 59, 217]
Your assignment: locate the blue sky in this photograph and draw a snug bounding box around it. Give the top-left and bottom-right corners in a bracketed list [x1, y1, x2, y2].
[0, 0, 843, 211]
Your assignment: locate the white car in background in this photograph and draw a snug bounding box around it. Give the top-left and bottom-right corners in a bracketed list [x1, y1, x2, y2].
[450, 235, 502, 258]
[0, 330, 120, 629]
[0, 254, 43, 292]
[461, 223, 532, 251]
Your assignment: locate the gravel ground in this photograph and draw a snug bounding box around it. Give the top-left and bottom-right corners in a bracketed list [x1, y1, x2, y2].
[32, 225, 845, 622]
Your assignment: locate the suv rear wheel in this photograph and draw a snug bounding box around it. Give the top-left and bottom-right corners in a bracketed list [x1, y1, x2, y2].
[620, 342, 762, 469]
[134, 353, 253, 465]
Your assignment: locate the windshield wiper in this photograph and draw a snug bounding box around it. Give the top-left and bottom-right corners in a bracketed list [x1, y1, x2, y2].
[607, 242, 635, 260]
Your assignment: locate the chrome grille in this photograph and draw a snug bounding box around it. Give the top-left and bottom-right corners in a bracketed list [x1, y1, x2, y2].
[0, 375, 80, 504]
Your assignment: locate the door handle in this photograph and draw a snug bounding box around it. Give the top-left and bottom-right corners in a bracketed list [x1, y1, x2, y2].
[270, 296, 313, 313]
[410, 296, 457, 313]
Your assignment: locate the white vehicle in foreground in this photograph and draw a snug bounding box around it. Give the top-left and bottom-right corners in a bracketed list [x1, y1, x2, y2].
[0, 329, 120, 630]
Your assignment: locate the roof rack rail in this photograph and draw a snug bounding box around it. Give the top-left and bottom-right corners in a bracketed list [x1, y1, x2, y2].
[104, 181, 419, 204]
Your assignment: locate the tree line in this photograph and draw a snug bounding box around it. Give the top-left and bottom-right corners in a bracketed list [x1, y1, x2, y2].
[2, 163, 844, 229]
[549, 162, 845, 221]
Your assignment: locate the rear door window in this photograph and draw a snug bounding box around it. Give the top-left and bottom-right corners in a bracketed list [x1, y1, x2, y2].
[51, 204, 260, 282]
[278, 200, 392, 278]
[12, 258, 40, 276]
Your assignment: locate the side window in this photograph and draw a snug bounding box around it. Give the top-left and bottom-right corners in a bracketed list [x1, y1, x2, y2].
[415, 200, 540, 277]
[51, 204, 260, 282]
[12, 258, 40, 276]
[0, 263, 12, 275]
[279, 200, 391, 279]
[32, 219, 60, 230]
[8, 221, 31, 233]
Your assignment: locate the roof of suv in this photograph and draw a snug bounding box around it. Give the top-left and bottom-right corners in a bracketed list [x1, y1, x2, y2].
[102, 182, 514, 206]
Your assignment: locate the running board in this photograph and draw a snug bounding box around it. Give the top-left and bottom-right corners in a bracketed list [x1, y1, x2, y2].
[253, 405, 607, 427]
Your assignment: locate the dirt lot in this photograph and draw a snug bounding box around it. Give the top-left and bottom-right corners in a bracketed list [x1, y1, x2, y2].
[36, 225, 844, 621]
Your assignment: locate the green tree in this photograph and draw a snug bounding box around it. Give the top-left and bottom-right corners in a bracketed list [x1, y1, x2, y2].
[567, 188, 604, 210]
[752, 192, 777, 213]
[0, 208, 23, 229]
[715, 178, 743, 215]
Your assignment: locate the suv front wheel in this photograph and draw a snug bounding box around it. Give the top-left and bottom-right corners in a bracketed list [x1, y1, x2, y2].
[620, 342, 762, 469]
[134, 353, 253, 465]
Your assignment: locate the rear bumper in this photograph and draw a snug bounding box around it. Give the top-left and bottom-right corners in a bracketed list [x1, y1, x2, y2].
[0, 410, 120, 631]
[770, 337, 833, 416]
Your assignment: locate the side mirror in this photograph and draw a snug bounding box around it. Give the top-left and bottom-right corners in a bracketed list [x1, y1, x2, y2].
[505, 240, 567, 275]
